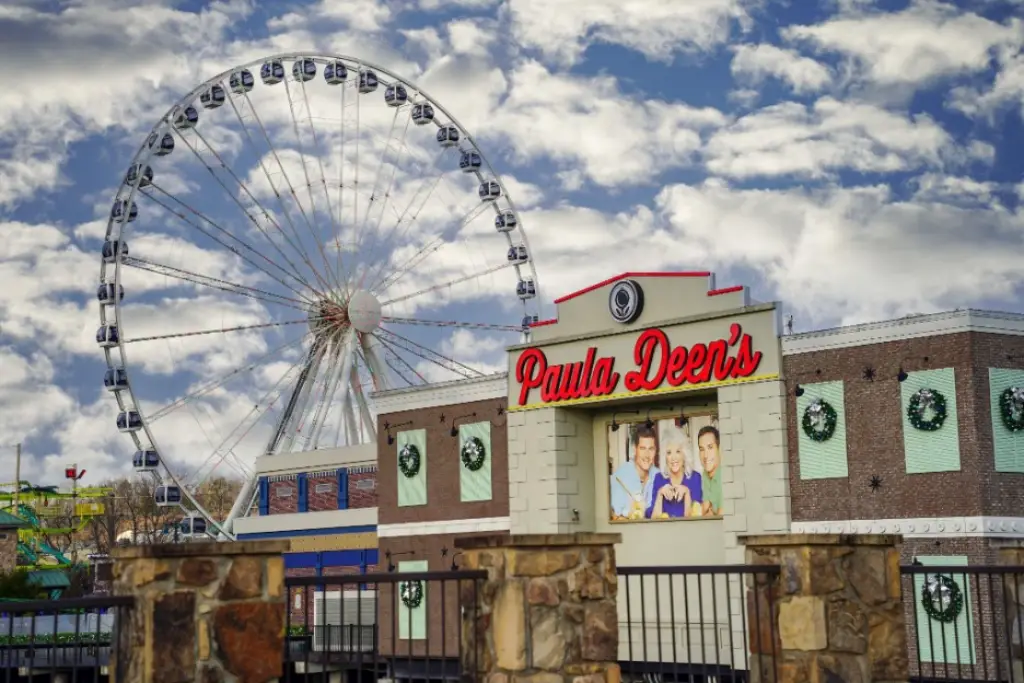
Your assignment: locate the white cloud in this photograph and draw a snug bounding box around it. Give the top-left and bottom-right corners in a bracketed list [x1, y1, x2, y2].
[731, 44, 833, 94]
[505, 0, 757, 66]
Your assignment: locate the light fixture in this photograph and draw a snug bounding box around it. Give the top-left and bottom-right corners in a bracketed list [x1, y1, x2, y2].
[644, 409, 655, 429]
[794, 384, 805, 397]
[384, 420, 413, 445]
[450, 412, 478, 437]
[897, 368, 908, 383]
[610, 410, 639, 432]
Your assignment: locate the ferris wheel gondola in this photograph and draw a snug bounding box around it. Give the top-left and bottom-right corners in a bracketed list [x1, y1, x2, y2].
[97, 53, 543, 541]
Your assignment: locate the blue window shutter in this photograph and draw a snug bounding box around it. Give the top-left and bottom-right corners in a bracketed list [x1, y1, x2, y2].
[258, 478, 269, 516]
[297, 473, 308, 513]
[337, 468, 349, 509]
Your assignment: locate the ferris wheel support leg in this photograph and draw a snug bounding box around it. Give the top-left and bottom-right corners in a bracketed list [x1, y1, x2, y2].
[360, 332, 391, 393]
[350, 366, 377, 441]
[343, 395, 360, 445]
[223, 475, 257, 535]
[279, 348, 327, 454]
[311, 331, 357, 449]
[307, 342, 346, 450]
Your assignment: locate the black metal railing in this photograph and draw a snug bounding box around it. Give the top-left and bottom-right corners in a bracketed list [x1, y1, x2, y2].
[283, 569, 486, 682]
[617, 565, 781, 683]
[901, 564, 1024, 683]
[0, 595, 134, 682]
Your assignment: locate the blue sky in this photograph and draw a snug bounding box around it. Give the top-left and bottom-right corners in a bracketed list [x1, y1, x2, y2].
[0, 0, 1022, 494]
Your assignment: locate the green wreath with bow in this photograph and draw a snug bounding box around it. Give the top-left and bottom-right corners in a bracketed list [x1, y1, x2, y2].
[398, 443, 421, 479]
[461, 436, 487, 471]
[907, 388, 947, 432]
[400, 580, 424, 609]
[801, 398, 838, 442]
[921, 574, 963, 624]
[999, 387, 1024, 433]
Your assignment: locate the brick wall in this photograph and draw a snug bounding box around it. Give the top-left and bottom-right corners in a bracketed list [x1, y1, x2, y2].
[348, 468, 378, 509]
[308, 473, 337, 512]
[268, 478, 299, 515]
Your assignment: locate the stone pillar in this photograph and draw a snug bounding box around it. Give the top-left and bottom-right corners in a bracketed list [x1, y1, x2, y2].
[455, 533, 622, 683]
[994, 541, 1024, 681]
[740, 534, 907, 683]
[110, 540, 289, 683]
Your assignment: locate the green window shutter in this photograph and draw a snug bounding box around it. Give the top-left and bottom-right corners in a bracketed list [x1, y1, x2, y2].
[989, 368, 1024, 473]
[913, 555, 976, 665]
[901, 368, 961, 474]
[796, 381, 849, 480]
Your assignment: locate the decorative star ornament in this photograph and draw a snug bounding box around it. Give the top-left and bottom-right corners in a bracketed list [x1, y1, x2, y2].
[863, 367, 875, 381]
[869, 475, 882, 492]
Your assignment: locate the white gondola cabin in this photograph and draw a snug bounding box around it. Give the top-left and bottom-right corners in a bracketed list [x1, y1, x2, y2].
[125, 164, 153, 187]
[111, 200, 138, 223]
[116, 410, 143, 433]
[384, 84, 408, 107]
[172, 105, 199, 130]
[324, 61, 348, 84]
[358, 70, 378, 93]
[478, 180, 501, 201]
[147, 132, 174, 156]
[261, 60, 285, 85]
[133, 448, 159, 472]
[101, 239, 128, 264]
[229, 69, 254, 94]
[460, 151, 482, 173]
[180, 516, 208, 536]
[293, 58, 316, 82]
[522, 315, 539, 329]
[516, 279, 536, 300]
[96, 325, 119, 348]
[97, 282, 125, 305]
[495, 210, 517, 232]
[155, 485, 182, 507]
[507, 244, 528, 264]
[200, 84, 226, 109]
[411, 103, 434, 125]
[437, 125, 459, 148]
[104, 367, 129, 392]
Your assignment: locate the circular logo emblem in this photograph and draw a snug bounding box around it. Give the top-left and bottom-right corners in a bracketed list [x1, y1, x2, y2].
[608, 280, 644, 324]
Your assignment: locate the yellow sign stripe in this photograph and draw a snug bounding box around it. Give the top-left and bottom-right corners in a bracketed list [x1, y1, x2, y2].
[508, 372, 780, 412]
[288, 531, 378, 553]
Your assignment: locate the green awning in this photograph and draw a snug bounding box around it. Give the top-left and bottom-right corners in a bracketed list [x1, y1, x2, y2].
[0, 510, 28, 529]
[26, 571, 71, 589]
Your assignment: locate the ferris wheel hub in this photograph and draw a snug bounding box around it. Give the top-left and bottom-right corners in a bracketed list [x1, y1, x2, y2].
[347, 289, 382, 334]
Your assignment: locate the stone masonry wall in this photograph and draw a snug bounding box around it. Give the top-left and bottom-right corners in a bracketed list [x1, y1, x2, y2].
[456, 533, 622, 683]
[0, 530, 17, 573]
[111, 540, 289, 683]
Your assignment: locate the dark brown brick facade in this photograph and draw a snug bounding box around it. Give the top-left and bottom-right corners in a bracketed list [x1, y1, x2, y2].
[785, 331, 1024, 523]
[376, 397, 508, 526]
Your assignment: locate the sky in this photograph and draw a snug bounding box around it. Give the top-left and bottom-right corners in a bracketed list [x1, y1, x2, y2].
[0, 0, 1022, 496]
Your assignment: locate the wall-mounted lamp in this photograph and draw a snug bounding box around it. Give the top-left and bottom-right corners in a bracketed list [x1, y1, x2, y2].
[610, 410, 640, 432]
[896, 368, 908, 383]
[644, 409, 655, 429]
[791, 369, 822, 398]
[384, 420, 413, 445]
[896, 356, 930, 383]
[441, 547, 465, 570]
[450, 412, 478, 437]
[384, 549, 415, 572]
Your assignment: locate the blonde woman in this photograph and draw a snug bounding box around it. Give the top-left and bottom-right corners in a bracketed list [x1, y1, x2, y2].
[648, 430, 704, 519]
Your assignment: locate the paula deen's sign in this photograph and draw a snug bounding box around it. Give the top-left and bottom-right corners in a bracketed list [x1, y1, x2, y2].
[513, 323, 764, 407]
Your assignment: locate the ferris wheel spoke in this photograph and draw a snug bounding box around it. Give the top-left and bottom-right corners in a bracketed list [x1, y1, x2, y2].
[186, 353, 307, 488]
[123, 256, 310, 312]
[375, 328, 484, 378]
[350, 105, 402, 281]
[380, 261, 514, 307]
[282, 74, 342, 293]
[360, 147, 454, 290]
[304, 334, 352, 450]
[147, 329, 313, 424]
[223, 90, 339, 296]
[381, 316, 521, 333]
[142, 185, 317, 303]
[123, 317, 314, 345]
[169, 126, 328, 296]
[374, 334, 427, 385]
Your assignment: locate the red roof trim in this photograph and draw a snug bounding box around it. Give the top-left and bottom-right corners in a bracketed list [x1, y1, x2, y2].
[707, 285, 744, 297]
[553, 272, 712, 305]
[529, 318, 558, 328]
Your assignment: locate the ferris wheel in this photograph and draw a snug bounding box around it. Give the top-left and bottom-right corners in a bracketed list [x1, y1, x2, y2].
[96, 53, 542, 540]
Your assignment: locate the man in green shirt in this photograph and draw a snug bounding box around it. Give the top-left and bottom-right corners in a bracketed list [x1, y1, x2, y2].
[698, 425, 723, 516]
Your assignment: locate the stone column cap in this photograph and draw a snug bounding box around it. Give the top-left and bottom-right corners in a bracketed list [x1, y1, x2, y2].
[455, 532, 622, 550]
[111, 540, 291, 559]
[989, 539, 1024, 548]
[738, 533, 902, 547]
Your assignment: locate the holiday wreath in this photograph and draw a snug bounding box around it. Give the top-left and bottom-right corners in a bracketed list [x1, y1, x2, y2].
[461, 436, 487, 471]
[801, 398, 838, 442]
[920, 574, 963, 624]
[999, 387, 1024, 433]
[907, 388, 947, 432]
[400, 580, 424, 609]
[398, 443, 421, 478]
